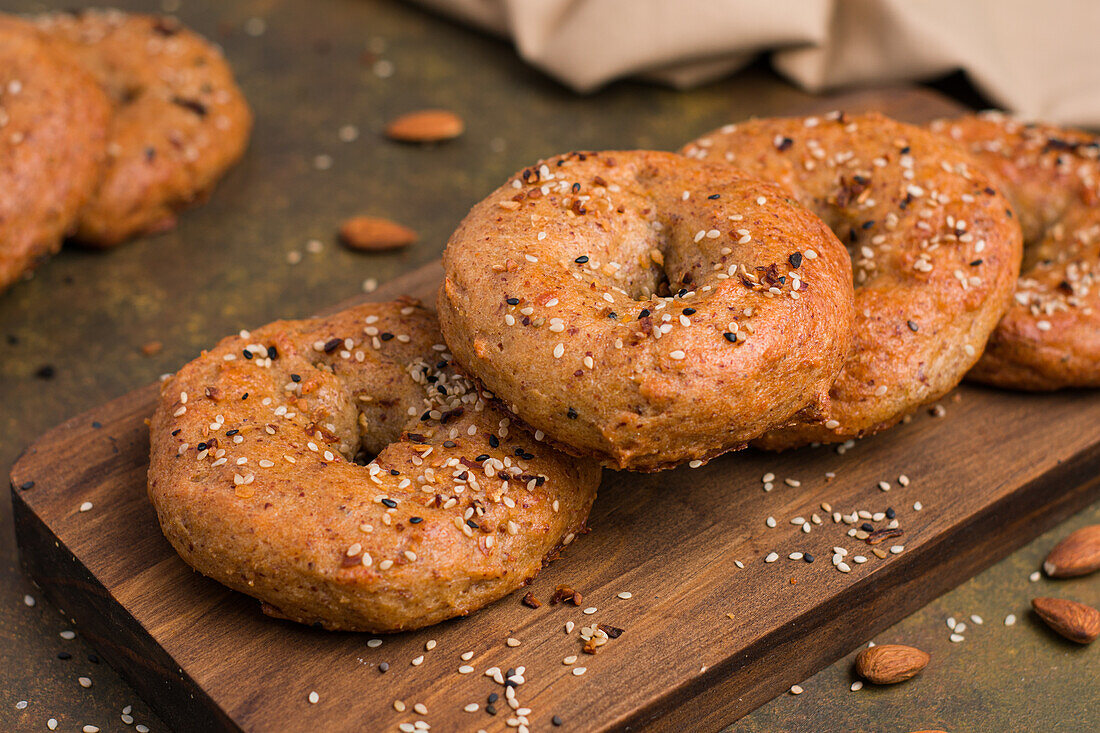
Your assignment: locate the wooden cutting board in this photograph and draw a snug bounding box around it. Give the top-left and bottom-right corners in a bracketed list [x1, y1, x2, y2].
[11, 90, 1100, 732]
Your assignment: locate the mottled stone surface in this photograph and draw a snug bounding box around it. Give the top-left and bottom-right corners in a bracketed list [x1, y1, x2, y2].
[1, 1, 1096, 731]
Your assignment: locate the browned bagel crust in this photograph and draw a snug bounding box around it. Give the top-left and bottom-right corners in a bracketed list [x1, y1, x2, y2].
[931, 113, 1100, 389]
[438, 150, 855, 471]
[0, 15, 109, 291]
[37, 10, 252, 247]
[148, 300, 600, 632]
[682, 113, 1023, 449]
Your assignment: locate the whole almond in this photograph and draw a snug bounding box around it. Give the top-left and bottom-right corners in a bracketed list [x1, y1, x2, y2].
[1031, 597, 1100, 644]
[854, 644, 929, 684]
[385, 109, 464, 143]
[339, 217, 417, 251]
[1043, 524, 1100, 578]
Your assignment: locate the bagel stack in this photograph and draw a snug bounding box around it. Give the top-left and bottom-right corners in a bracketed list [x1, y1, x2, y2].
[151, 108, 1100, 631]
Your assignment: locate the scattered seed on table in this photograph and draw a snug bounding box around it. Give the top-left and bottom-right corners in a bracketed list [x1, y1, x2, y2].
[949, 633, 964, 643]
[1004, 614, 1017, 626]
[79, 502, 93, 512]
[789, 685, 803, 695]
[1029, 571, 1041, 582]
[308, 691, 319, 704]
[367, 638, 382, 648]
[617, 591, 632, 599]
[23, 594, 35, 607]
[414, 703, 427, 715]
[850, 681, 863, 691]
[572, 667, 587, 676]
[78, 677, 92, 688]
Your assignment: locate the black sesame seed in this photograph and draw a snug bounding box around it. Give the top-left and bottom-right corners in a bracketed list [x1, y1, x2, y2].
[803, 553, 815, 563]
[380, 332, 394, 341]
[390, 469, 400, 476]
[906, 320, 919, 332]
[572, 182, 581, 193]
[35, 365, 55, 379]
[291, 373, 301, 382]
[170, 428, 181, 436]
[860, 522, 874, 532]
[638, 309, 650, 318]
[379, 662, 389, 673]
[682, 307, 696, 315]
[196, 442, 208, 451]
[552, 715, 564, 726]
[420, 411, 432, 421]
[486, 705, 497, 715]
[225, 429, 239, 436]
[886, 507, 896, 519]
[466, 519, 479, 529]
[381, 498, 397, 508]
[776, 136, 793, 151]
[969, 259, 983, 267]
[57, 652, 72, 660]
[323, 338, 341, 353]
[87, 654, 99, 664]
[487, 693, 499, 703]
[475, 454, 490, 462]
[723, 332, 737, 342]
[241, 393, 248, 400]
[267, 345, 278, 360]
[707, 193, 721, 200]
[489, 435, 500, 448]
[861, 220, 874, 229]
[574, 255, 589, 264]
[567, 407, 578, 419]
[607, 311, 617, 319]
[19, 480, 34, 490]
[409, 517, 423, 524]
[506, 297, 520, 305]
[242, 350, 253, 359]
[443, 440, 456, 448]
[677, 288, 688, 297]
[900, 146, 910, 154]
[92, 421, 102, 429]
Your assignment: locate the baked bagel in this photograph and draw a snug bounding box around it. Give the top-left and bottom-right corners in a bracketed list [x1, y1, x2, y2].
[438, 150, 855, 471]
[682, 113, 1022, 449]
[148, 300, 600, 632]
[37, 10, 252, 247]
[0, 15, 109, 291]
[931, 112, 1100, 389]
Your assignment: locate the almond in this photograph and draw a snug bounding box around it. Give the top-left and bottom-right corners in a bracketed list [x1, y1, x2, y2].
[1043, 524, 1100, 578]
[854, 643, 929, 684]
[339, 216, 417, 251]
[1031, 597, 1100, 644]
[385, 109, 464, 143]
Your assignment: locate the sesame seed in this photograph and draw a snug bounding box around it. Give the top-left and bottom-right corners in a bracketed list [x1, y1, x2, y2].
[1004, 614, 1017, 626]
[1029, 571, 1041, 582]
[78, 677, 93, 688]
[23, 594, 35, 607]
[79, 502, 93, 513]
[583, 607, 597, 615]
[308, 691, 319, 704]
[459, 665, 475, 674]
[60, 630, 76, 640]
[617, 591, 632, 599]
[824, 419, 840, 429]
[506, 637, 521, 647]
[572, 667, 587, 676]
[789, 685, 803, 695]
[394, 701, 407, 712]
[949, 633, 964, 643]
[850, 681, 863, 691]
[765, 552, 779, 563]
[464, 703, 479, 712]
[669, 350, 686, 360]
[367, 638, 382, 648]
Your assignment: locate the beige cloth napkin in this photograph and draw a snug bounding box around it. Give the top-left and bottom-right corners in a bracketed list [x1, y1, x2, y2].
[412, 0, 1100, 127]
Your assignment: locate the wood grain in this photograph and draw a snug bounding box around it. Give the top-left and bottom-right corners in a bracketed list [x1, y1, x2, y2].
[12, 260, 1100, 732]
[11, 89, 1100, 732]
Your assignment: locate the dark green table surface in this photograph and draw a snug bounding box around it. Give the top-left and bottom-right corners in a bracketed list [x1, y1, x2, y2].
[2, 1, 1097, 731]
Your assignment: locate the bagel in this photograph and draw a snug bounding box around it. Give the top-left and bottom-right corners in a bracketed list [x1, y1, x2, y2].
[36, 10, 252, 247]
[682, 113, 1022, 449]
[931, 112, 1100, 389]
[0, 15, 109, 291]
[438, 150, 855, 471]
[148, 299, 600, 632]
